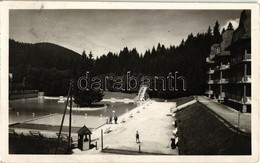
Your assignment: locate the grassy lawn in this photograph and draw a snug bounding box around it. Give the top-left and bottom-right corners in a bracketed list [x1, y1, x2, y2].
[176, 102, 251, 155]
[9, 134, 68, 154]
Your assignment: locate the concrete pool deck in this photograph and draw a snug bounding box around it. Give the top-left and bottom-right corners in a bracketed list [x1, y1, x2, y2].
[24, 114, 107, 129]
[73, 100, 179, 155]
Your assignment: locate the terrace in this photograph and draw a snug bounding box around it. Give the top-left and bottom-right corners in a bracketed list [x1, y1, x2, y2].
[227, 94, 251, 105]
[205, 90, 213, 95]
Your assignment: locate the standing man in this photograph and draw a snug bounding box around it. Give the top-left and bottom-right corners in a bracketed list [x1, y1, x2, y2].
[136, 131, 140, 143]
[114, 116, 118, 124]
[109, 116, 113, 124]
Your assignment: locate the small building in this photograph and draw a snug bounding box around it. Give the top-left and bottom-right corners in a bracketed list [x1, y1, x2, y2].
[77, 125, 92, 151]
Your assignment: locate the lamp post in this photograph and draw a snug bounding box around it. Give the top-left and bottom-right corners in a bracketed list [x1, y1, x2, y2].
[112, 110, 115, 117]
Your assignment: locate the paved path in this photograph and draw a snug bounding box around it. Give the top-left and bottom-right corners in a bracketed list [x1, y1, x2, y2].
[196, 96, 251, 134]
[73, 100, 179, 155]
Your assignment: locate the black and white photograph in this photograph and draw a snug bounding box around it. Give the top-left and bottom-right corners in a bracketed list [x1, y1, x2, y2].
[0, 1, 259, 163]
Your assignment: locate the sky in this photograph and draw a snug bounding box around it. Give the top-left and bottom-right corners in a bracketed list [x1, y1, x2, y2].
[9, 10, 241, 58]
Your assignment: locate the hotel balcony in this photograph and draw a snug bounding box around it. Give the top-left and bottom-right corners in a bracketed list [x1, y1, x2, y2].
[214, 66, 220, 71]
[231, 53, 251, 66]
[243, 75, 251, 83]
[218, 92, 226, 101]
[207, 69, 215, 74]
[237, 75, 251, 83]
[229, 75, 251, 83]
[205, 90, 213, 95]
[243, 97, 251, 104]
[218, 78, 229, 84]
[228, 95, 251, 105]
[206, 57, 214, 63]
[207, 80, 214, 84]
[219, 64, 230, 70]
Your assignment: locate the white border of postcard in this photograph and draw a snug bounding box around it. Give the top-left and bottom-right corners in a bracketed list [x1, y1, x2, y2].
[1, 1, 259, 163]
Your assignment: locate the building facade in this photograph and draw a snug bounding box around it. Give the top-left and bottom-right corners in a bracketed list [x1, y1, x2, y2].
[206, 10, 251, 113]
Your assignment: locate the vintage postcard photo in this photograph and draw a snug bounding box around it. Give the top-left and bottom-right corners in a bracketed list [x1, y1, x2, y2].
[0, 1, 259, 163]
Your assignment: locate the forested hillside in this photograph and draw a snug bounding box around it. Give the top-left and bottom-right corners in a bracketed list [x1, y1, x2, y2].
[9, 21, 225, 98]
[9, 39, 81, 95]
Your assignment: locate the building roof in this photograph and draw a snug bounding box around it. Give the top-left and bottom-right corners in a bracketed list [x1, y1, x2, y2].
[77, 125, 92, 135]
[221, 30, 234, 51]
[231, 10, 251, 43]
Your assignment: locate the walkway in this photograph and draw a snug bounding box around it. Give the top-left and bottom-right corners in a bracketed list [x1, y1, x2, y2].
[196, 96, 251, 134]
[73, 100, 179, 155]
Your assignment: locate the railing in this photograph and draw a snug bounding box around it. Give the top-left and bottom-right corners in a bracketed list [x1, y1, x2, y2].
[243, 97, 251, 104]
[237, 75, 251, 83]
[228, 75, 251, 83]
[231, 53, 251, 65]
[228, 96, 251, 104]
[219, 78, 229, 84]
[207, 80, 214, 84]
[218, 92, 226, 100]
[206, 57, 214, 63]
[219, 64, 230, 70]
[244, 75, 251, 83]
[207, 69, 215, 74]
[205, 90, 213, 95]
[232, 95, 242, 102]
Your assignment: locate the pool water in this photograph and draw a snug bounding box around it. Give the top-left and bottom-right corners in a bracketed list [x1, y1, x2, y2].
[9, 98, 137, 124]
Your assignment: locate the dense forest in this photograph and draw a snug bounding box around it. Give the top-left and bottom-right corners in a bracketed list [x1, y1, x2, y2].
[9, 21, 227, 99]
[9, 40, 81, 96]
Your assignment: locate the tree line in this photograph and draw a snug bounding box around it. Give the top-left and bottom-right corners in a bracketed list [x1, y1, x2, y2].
[9, 21, 230, 101]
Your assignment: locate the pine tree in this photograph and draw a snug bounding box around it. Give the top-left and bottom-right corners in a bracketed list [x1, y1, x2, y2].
[207, 26, 212, 36]
[213, 21, 222, 43]
[73, 51, 104, 107]
[227, 22, 234, 30]
[221, 28, 226, 34]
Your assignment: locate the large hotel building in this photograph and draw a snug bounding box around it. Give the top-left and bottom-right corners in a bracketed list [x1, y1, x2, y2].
[206, 10, 251, 113]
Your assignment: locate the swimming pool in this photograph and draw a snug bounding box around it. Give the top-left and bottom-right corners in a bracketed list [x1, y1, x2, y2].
[9, 97, 137, 125]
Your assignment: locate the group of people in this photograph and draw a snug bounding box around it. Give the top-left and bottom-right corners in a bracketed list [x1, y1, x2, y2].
[106, 115, 118, 124]
[170, 119, 178, 149]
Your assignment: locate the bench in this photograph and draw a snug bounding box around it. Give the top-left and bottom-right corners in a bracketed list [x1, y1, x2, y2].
[104, 127, 112, 134]
[120, 118, 126, 123]
[56, 132, 68, 140]
[129, 113, 133, 118]
[172, 128, 178, 136]
[29, 130, 43, 137]
[9, 128, 18, 135]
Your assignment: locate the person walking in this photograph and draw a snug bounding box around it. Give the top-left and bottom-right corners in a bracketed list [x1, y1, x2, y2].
[136, 131, 140, 143]
[170, 135, 176, 149]
[114, 116, 118, 124]
[106, 117, 109, 124]
[109, 116, 112, 124]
